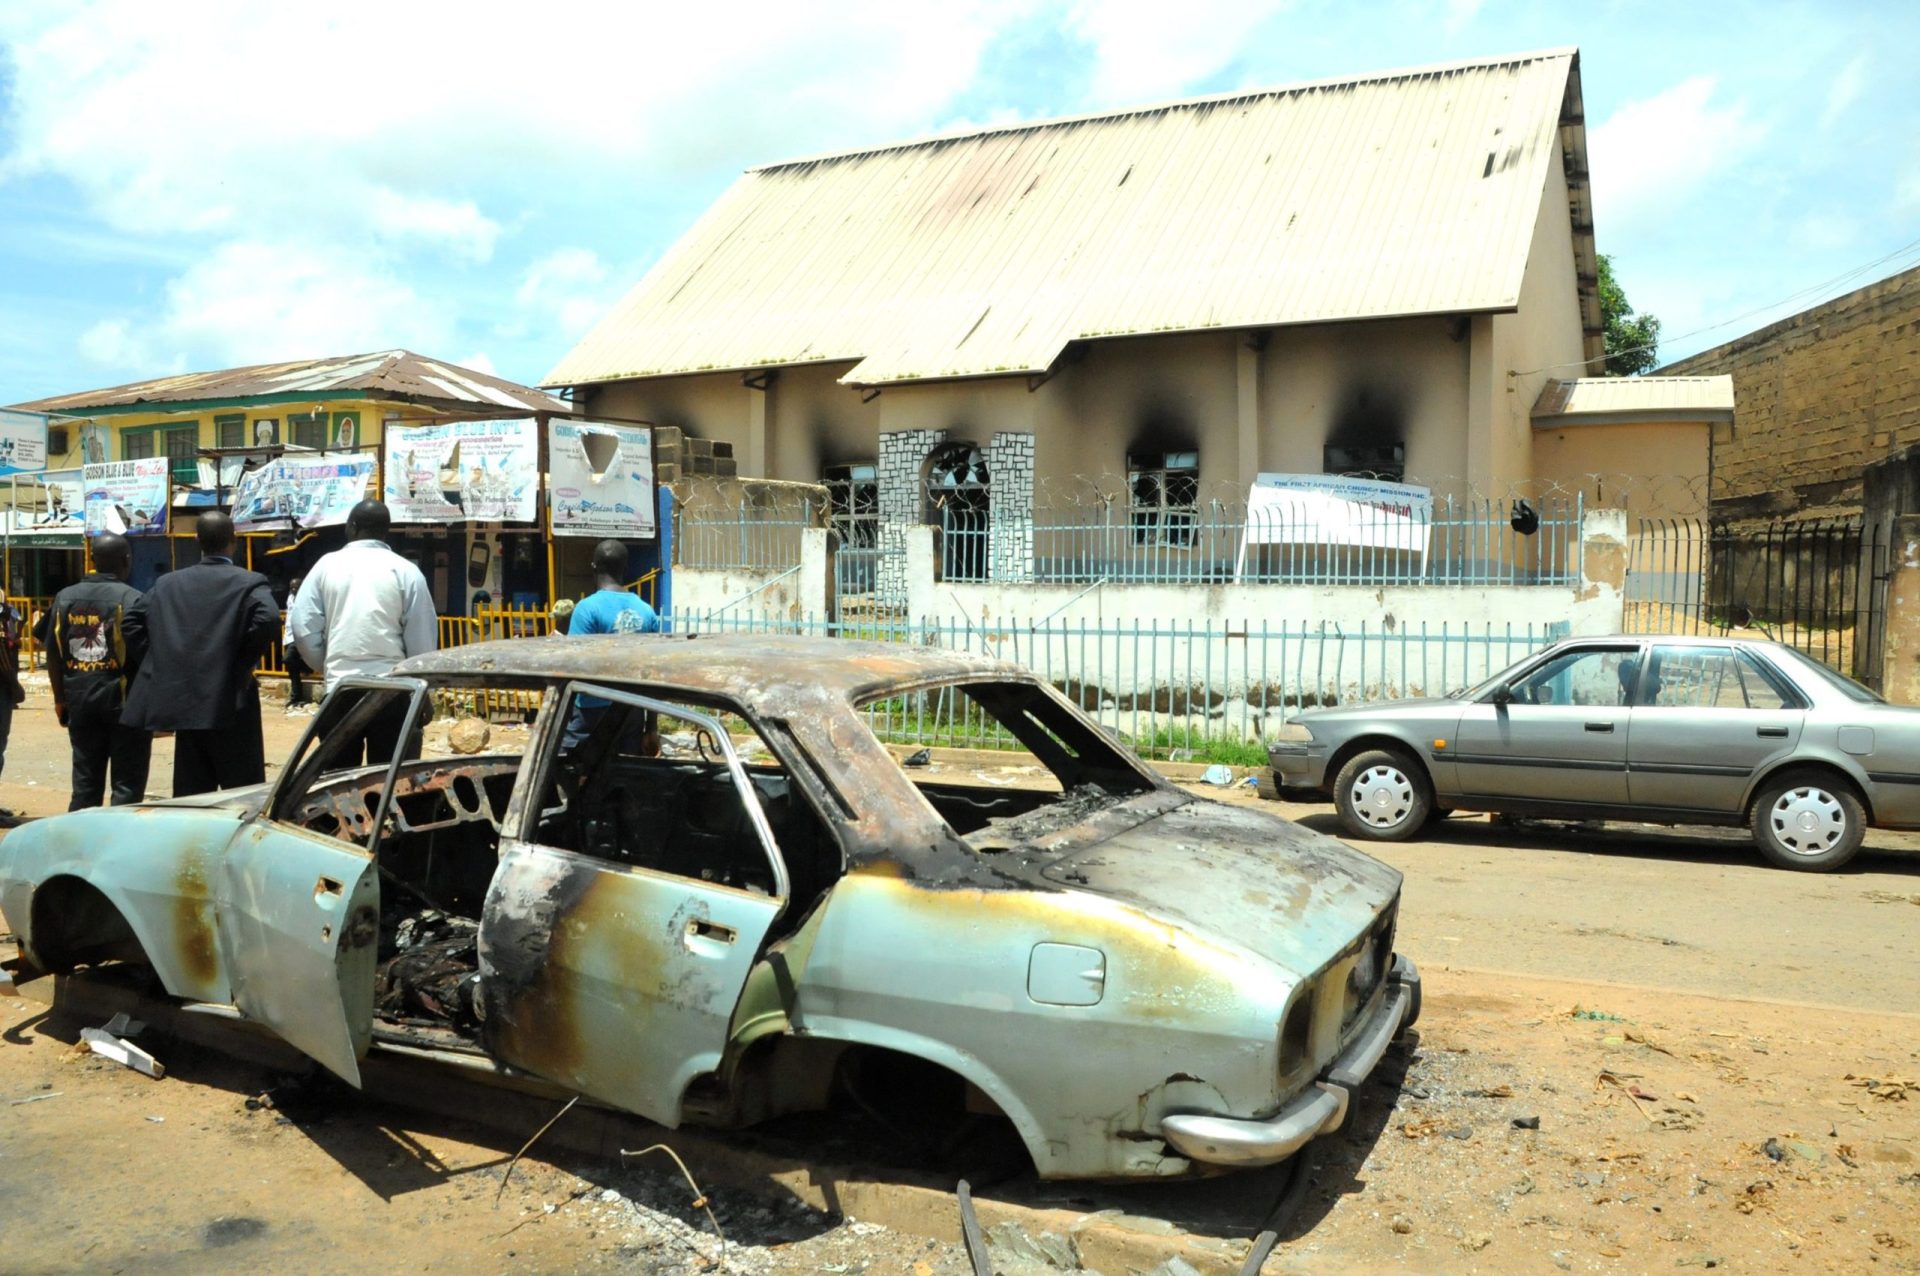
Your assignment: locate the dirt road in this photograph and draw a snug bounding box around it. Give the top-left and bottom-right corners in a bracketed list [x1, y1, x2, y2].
[2, 697, 1917, 1271]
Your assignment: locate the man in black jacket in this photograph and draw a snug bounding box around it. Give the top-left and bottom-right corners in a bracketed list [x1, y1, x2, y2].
[48, 533, 151, 808]
[122, 512, 280, 797]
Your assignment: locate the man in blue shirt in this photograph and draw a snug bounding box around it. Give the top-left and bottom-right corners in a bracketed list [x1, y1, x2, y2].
[562, 539, 659, 750]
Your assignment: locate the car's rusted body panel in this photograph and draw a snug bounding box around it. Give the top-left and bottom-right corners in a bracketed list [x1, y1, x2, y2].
[1, 635, 1413, 1179]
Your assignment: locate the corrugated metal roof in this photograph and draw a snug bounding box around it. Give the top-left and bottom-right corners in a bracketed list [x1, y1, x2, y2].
[547, 48, 1591, 389]
[13, 350, 573, 418]
[1531, 375, 1735, 426]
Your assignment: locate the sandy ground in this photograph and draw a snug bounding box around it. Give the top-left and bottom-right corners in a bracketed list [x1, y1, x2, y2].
[1, 687, 1917, 1272]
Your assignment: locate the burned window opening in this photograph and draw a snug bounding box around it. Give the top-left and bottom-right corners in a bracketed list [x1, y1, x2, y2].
[822, 462, 879, 551]
[1127, 450, 1199, 547]
[861, 679, 1157, 849]
[529, 690, 841, 929]
[927, 442, 990, 582]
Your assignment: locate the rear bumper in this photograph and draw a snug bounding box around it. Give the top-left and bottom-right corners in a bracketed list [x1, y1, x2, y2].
[1161, 956, 1420, 1168]
[1267, 743, 1331, 791]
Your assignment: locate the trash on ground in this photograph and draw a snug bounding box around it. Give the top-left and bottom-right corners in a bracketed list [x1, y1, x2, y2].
[1199, 764, 1234, 786]
[902, 747, 932, 767]
[8, 1091, 62, 1105]
[79, 1027, 166, 1079]
[1512, 1115, 1541, 1130]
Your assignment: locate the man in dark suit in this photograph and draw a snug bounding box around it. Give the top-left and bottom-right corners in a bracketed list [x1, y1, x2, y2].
[122, 512, 280, 797]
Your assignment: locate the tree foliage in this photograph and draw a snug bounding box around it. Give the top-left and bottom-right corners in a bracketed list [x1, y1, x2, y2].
[1597, 253, 1661, 376]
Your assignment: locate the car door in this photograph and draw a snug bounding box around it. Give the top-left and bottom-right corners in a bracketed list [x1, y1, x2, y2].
[214, 678, 428, 1086]
[477, 682, 790, 1126]
[1626, 644, 1806, 814]
[1450, 643, 1640, 807]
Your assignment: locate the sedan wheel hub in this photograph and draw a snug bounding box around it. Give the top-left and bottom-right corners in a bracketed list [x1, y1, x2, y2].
[1771, 787, 1844, 855]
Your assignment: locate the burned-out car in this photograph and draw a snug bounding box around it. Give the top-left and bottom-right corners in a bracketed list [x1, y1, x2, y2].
[0, 636, 1416, 1179]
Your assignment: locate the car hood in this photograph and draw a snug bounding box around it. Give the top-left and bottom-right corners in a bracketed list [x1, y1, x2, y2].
[1037, 797, 1401, 981]
[138, 784, 272, 816]
[1295, 696, 1456, 722]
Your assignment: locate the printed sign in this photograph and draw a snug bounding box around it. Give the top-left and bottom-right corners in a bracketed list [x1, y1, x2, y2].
[382, 418, 539, 524]
[0, 410, 49, 476]
[230, 454, 376, 531]
[80, 423, 110, 466]
[1235, 473, 1432, 580]
[82, 458, 170, 536]
[24, 468, 84, 531]
[548, 420, 656, 539]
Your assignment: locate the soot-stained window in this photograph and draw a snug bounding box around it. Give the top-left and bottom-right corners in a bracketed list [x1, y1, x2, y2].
[1128, 451, 1198, 547]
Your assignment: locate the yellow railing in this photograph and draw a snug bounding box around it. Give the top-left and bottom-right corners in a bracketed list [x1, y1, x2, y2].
[5, 596, 54, 671]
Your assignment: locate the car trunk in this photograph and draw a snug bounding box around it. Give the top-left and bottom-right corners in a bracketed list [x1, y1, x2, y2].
[1035, 796, 1402, 981]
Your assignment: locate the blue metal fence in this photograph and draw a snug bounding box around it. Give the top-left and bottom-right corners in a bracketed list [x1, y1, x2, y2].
[666, 611, 1564, 755]
[940, 496, 1583, 586]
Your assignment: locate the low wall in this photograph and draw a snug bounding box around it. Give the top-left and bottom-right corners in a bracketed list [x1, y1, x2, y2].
[673, 528, 830, 621]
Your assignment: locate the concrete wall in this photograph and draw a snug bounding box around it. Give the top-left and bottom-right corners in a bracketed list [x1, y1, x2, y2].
[1483, 147, 1588, 497]
[672, 527, 831, 622]
[1662, 264, 1920, 521]
[1532, 420, 1712, 521]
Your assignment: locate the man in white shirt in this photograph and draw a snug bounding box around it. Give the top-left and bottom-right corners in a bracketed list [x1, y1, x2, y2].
[289, 500, 437, 765]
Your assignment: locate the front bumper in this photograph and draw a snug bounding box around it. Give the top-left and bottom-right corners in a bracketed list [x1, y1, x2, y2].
[1161, 955, 1420, 1168]
[1267, 742, 1330, 790]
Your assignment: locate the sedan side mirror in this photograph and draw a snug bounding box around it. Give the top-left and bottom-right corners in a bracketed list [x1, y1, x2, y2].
[1491, 684, 1514, 706]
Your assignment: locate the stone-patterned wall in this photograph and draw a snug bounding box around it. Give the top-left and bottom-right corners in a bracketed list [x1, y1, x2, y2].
[1662, 264, 1920, 520]
[874, 428, 947, 604]
[986, 432, 1035, 582]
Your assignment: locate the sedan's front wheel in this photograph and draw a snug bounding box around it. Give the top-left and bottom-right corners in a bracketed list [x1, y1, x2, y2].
[1749, 771, 1865, 872]
[1333, 749, 1433, 841]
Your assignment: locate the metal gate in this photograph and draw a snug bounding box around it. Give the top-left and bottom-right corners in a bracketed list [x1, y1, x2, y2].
[1626, 517, 1888, 687]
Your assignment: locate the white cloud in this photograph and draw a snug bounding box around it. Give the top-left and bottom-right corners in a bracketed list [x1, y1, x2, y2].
[1793, 211, 1857, 253]
[457, 352, 499, 377]
[74, 240, 455, 376]
[1588, 77, 1761, 232]
[1443, 0, 1482, 36]
[515, 247, 621, 341]
[1821, 54, 1868, 129]
[1065, 0, 1292, 105]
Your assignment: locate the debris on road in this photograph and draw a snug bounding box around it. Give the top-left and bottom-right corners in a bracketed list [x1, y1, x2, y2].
[1199, 764, 1234, 785]
[9, 1091, 61, 1105]
[77, 1027, 164, 1079]
[902, 747, 932, 767]
[1512, 1115, 1541, 1130]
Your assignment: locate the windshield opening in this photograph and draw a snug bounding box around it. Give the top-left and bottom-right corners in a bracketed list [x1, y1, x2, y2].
[857, 678, 1157, 849]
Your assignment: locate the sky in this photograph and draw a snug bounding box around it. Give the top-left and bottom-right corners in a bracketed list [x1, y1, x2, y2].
[1, 0, 1916, 405]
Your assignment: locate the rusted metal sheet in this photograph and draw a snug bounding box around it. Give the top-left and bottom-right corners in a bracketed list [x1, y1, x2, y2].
[545, 49, 1591, 389]
[13, 349, 572, 418]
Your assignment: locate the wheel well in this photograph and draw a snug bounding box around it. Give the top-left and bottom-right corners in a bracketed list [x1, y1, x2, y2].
[1327, 735, 1431, 791]
[28, 876, 151, 972]
[1748, 762, 1871, 822]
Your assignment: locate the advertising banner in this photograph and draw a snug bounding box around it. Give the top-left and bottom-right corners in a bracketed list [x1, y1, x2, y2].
[83, 458, 170, 536]
[548, 420, 656, 539]
[382, 419, 538, 524]
[1234, 472, 1432, 581]
[0, 409, 49, 476]
[230, 454, 377, 531]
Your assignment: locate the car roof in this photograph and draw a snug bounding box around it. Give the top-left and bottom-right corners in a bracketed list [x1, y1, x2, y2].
[395, 633, 1035, 710]
[1552, 633, 1788, 652]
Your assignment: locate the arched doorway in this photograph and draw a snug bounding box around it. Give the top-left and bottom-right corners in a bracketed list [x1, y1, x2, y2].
[925, 442, 990, 582]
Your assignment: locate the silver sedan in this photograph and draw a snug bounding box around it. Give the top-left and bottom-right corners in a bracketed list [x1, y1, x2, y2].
[1268, 635, 1917, 871]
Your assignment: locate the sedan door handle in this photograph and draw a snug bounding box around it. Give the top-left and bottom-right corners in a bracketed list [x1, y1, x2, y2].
[1757, 726, 1789, 738]
[1584, 721, 1614, 733]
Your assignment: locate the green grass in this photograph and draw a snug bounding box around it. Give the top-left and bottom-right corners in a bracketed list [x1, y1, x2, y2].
[1132, 726, 1271, 768]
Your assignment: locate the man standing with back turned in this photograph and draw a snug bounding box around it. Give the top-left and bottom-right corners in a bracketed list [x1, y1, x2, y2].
[288, 500, 436, 765]
[48, 532, 151, 807]
[122, 512, 280, 796]
[560, 538, 659, 749]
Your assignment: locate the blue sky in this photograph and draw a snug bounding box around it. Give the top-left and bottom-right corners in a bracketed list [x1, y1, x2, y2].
[2, 0, 1916, 404]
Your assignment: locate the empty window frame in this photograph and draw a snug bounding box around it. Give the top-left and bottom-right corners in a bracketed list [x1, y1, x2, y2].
[1127, 451, 1198, 547]
[1323, 442, 1405, 482]
[822, 463, 879, 550]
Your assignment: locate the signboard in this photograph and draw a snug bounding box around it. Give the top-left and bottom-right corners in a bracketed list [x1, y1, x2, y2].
[83, 458, 170, 536]
[0, 468, 85, 545]
[0, 410, 49, 476]
[548, 420, 656, 538]
[1235, 473, 1432, 580]
[382, 418, 538, 524]
[230, 454, 377, 532]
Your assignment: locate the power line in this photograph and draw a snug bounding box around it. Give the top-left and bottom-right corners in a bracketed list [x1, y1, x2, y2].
[1512, 234, 1920, 379]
